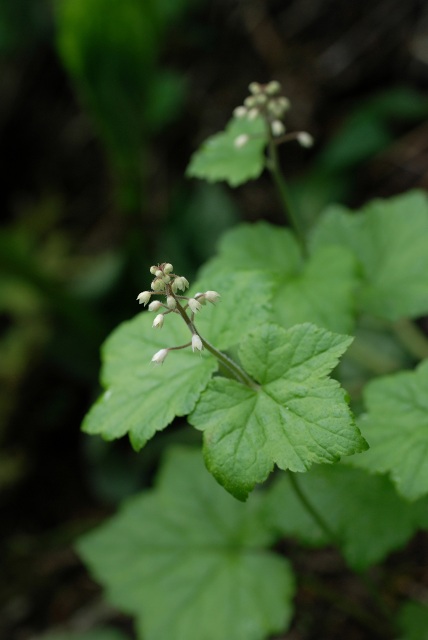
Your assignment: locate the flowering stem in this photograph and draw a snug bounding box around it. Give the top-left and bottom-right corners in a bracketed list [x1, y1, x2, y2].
[267, 135, 307, 254]
[173, 296, 258, 389]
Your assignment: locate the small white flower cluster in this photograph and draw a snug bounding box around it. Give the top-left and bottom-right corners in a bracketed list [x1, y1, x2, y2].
[136, 263, 220, 365]
[232, 81, 313, 149]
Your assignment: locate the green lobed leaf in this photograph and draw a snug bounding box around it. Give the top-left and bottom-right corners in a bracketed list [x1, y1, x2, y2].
[264, 464, 428, 571]
[186, 116, 267, 187]
[397, 601, 428, 640]
[82, 311, 217, 449]
[351, 359, 428, 501]
[189, 323, 367, 500]
[197, 221, 357, 334]
[310, 190, 428, 320]
[77, 447, 295, 640]
[271, 245, 358, 334]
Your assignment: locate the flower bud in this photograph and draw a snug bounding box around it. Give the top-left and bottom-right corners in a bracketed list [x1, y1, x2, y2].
[271, 120, 285, 136]
[155, 269, 163, 278]
[247, 108, 259, 120]
[162, 275, 171, 284]
[149, 300, 162, 312]
[188, 298, 202, 313]
[163, 263, 173, 274]
[244, 96, 257, 108]
[151, 348, 168, 365]
[248, 82, 262, 95]
[152, 278, 165, 292]
[233, 106, 247, 118]
[297, 132, 314, 148]
[234, 134, 249, 149]
[150, 265, 158, 275]
[166, 296, 177, 309]
[266, 80, 281, 95]
[194, 292, 206, 305]
[192, 334, 203, 352]
[136, 291, 151, 305]
[204, 290, 221, 304]
[152, 314, 164, 329]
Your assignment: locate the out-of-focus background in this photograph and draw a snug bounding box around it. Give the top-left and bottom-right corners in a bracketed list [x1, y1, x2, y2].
[2, 1, 428, 638]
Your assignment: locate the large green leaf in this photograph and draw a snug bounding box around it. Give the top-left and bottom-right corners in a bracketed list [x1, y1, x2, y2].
[271, 245, 358, 333]
[186, 117, 267, 186]
[197, 222, 356, 333]
[189, 323, 367, 500]
[311, 190, 428, 320]
[264, 464, 428, 571]
[351, 360, 428, 500]
[77, 447, 295, 640]
[82, 311, 218, 450]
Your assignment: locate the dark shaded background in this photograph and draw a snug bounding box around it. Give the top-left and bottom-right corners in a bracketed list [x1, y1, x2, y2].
[1, 1, 428, 638]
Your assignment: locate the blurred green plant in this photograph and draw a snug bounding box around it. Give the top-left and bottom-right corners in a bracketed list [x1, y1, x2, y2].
[55, 0, 199, 213]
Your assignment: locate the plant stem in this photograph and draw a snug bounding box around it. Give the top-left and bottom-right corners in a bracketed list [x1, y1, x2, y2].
[267, 136, 307, 253]
[173, 296, 259, 389]
[288, 471, 338, 542]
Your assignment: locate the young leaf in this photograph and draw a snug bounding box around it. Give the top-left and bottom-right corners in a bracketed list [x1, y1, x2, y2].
[186, 116, 267, 186]
[264, 464, 428, 571]
[351, 359, 428, 500]
[82, 312, 217, 450]
[311, 190, 428, 321]
[189, 323, 367, 500]
[77, 447, 295, 640]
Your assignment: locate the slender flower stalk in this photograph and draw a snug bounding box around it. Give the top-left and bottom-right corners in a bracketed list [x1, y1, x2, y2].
[137, 262, 257, 388]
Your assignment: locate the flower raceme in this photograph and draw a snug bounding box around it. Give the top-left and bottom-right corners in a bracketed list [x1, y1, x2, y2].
[137, 262, 220, 365]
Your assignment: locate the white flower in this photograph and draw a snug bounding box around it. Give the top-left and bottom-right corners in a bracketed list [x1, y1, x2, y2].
[152, 314, 164, 329]
[266, 80, 281, 95]
[192, 334, 203, 352]
[233, 106, 247, 118]
[148, 300, 162, 312]
[248, 82, 262, 95]
[163, 263, 173, 274]
[174, 276, 189, 291]
[188, 298, 202, 313]
[271, 120, 285, 136]
[204, 290, 221, 304]
[234, 134, 249, 149]
[194, 292, 206, 305]
[136, 291, 151, 305]
[297, 132, 314, 148]
[247, 108, 259, 120]
[166, 295, 177, 309]
[151, 348, 168, 365]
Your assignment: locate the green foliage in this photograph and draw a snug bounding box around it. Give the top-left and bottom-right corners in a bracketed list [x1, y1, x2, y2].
[397, 601, 428, 640]
[82, 312, 218, 449]
[311, 190, 428, 321]
[77, 447, 295, 640]
[351, 360, 428, 500]
[265, 464, 428, 571]
[77, 81, 428, 640]
[186, 116, 268, 186]
[55, 0, 193, 210]
[189, 323, 366, 500]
